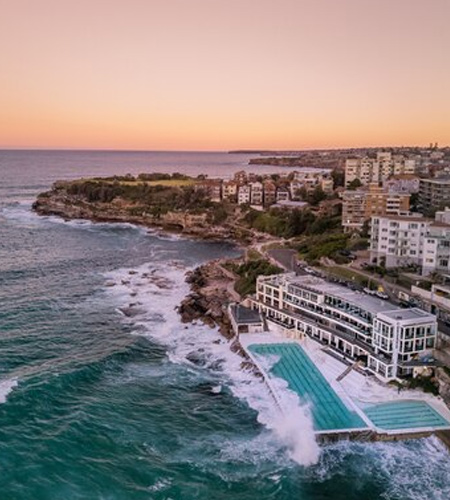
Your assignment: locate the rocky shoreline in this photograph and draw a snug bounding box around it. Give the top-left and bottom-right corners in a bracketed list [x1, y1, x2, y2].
[32, 186, 254, 245]
[33, 188, 262, 370]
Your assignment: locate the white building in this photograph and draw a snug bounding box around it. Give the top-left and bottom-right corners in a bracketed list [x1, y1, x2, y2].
[237, 184, 251, 205]
[422, 222, 450, 275]
[370, 211, 450, 275]
[228, 304, 264, 335]
[370, 214, 428, 268]
[345, 152, 416, 187]
[250, 274, 437, 381]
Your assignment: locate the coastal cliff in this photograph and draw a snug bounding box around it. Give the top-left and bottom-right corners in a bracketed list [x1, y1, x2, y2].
[32, 179, 252, 243]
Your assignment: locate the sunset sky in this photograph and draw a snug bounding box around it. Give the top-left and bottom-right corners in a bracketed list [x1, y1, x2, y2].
[0, 0, 449, 151]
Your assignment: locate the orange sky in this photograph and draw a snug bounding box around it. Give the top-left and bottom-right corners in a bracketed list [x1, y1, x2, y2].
[0, 0, 449, 150]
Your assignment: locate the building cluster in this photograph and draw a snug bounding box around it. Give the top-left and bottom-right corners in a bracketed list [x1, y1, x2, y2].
[195, 169, 334, 208]
[370, 208, 450, 275]
[247, 273, 437, 381]
[345, 152, 416, 187]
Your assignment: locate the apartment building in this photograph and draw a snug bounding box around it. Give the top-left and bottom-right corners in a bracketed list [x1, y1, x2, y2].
[263, 181, 277, 206]
[342, 184, 410, 231]
[222, 180, 238, 202]
[345, 152, 416, 187]
[233, 170, 248, 186]
[250, 274, 437, 381]
[384, 174, 420, 194]
[370, 214, 429, 268]
[370, 210, 450, 275]
[419, 177, 450, 214]
[276, 187, 290, 203]
[422, 222, 450, 275]
[237, 184, 251, 205]
[249, 181, 263, 206]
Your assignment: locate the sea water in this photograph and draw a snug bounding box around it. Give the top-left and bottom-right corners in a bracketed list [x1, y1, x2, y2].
[1, 150, 450, 499]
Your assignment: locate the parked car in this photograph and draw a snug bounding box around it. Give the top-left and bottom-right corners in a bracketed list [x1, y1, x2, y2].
[376, 291, 389, 300]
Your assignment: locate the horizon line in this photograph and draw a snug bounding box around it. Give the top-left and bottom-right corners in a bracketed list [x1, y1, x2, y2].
[0, 144, 447, 154]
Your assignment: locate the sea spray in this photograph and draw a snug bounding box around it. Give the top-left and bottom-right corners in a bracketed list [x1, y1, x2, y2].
[252, 354, 320, 466]
[0, 378, 18, 404]
[102, 260, 321, 467]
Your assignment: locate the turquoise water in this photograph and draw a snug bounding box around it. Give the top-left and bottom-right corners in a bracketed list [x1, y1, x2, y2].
[249, 343, 366, 431]
[364, 400, 450, 431]
[1, 150, 450, 499]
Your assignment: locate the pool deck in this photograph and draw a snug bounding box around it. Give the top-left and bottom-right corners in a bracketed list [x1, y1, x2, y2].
[240, 330, 450, 442]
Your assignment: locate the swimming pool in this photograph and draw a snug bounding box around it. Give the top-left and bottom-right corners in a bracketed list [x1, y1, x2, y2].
[249, 343, 367, 432]
[364, 400, 450, 431]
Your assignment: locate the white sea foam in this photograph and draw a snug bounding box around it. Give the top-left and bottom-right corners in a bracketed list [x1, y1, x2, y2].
[309, 436, 450, 500]
[0, 378, 18, 403]
[102, 259, 320, 467]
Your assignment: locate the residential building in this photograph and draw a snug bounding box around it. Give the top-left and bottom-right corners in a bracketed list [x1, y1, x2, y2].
[222, 180, 238, 202]
[233, 170, 248, 186]
[341, 189, 367, 231]
[263, 180, 277, 206]
[250, 273, 437, 381]
[291, 170, 334, 193]
[345, 152, 416, 187]
[342, 184, 410, 232]
[237, 184, 251, 205]
[422, 222, 450, 275]
[369, 211, 450, 275]
[419, 177, 450, 214]
[384, 174, 420, 194]
[370, 214, 429, 268]
[250, 181, 263, 206]
[276, 187, 290, 202]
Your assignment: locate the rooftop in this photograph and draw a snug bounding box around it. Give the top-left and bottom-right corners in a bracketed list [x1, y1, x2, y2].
[281, 274, 400, 315]
[229, 304, 263, 325]
[372, 214, 429, 223]
[378, 308, 435, 323]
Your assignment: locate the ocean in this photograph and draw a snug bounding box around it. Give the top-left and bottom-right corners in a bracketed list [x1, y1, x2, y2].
[0, 149, 449, 500]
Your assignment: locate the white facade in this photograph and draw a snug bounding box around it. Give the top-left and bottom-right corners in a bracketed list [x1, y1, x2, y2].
[251, 274, 437, 381]
[370, 212, 450, 274]
[422, 224, 450, 275]
[345, 152, 416, 187]
[237, 185, 251, 205]
[370, 215, 428, 268]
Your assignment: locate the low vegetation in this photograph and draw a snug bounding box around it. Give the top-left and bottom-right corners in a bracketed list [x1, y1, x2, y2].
[244, 208, 341, 239]
[225, 259, 283, 296]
